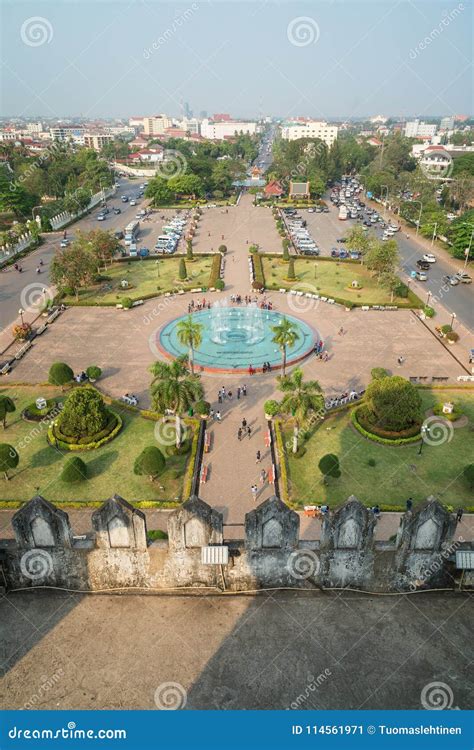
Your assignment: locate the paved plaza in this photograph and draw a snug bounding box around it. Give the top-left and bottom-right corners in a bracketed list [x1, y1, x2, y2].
[1, 591, 472, 710]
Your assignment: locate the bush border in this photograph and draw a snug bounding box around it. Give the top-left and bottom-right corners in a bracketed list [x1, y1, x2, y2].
[47, 411, 123, 451]
[351, 408, 421, 446]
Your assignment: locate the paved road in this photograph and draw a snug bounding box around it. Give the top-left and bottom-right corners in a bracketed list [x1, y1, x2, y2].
[0, 178, 141, 337]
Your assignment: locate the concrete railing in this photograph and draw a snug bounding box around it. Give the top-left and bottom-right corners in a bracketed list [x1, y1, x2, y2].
[0, 232, 36, 266]
[50, 186, 117, 230]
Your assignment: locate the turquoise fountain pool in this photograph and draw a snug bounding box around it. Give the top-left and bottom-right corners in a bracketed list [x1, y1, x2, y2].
[158, 303, 317, 373]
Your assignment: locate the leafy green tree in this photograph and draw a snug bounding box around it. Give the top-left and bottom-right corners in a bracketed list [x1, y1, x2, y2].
[278, 368, 323, 453]
[145, 177, 173, 206]
[365, 239, 399, 280]
[448, 210, 474, 260]
[50, 241, 97, 299]
[176, 316, 203, 375]
[168, 174, 204, 199]
[58, 389, 110, 438]
[134, 446, 166, 482]
[0, 443, 19, 480]
[271, 317, 300, 376]
[0, 396, 16, 429]
[150, 357, 203, 445]
[319, 454, 341, 479]
[63, 188, 91, 214]
[365, 375, 422, 432]
[61, 456, 88, 483]
[48, 362, 74, 390]
[79, 229, 120, 271]
[378, 270, 400, 302]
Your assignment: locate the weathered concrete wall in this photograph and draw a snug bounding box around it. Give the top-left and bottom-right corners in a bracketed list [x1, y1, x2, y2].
[0, 494, 469, 593]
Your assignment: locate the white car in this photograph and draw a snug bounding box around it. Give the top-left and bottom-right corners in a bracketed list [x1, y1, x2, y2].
[422, 253, 436, 264]
[389, 224, 400, 232]
[130, 199, 137, 206]
[307, 208, 315, 213]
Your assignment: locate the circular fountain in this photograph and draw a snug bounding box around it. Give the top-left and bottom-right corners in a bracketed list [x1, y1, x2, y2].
[158, 299, 317, 373]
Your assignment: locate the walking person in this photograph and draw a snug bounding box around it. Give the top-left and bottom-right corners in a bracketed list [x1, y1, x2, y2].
[256, 450, 261, 464]
[209, 408, 214, 420]
[242, 384, 247, 396]
[456, 507, 464, 523]
[260, 468, 266, 484]
[216, 411, 222, 422]
[406, 497, 413, 512]
[242, 418, 247, 429]
[237, 387, 241, 400]
[247, 425, 252, 439]
[238, 428, 243, 441]
[251, 484, 258, 502]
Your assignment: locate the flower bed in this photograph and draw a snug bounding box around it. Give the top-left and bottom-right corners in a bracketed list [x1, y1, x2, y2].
[351, 407, 421, 445]
[48, 411, 122, 450]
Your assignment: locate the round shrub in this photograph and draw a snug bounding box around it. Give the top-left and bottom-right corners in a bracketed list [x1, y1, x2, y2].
[433, 402, 463, 421]
[134, 446, 166, 480]
[218, 244, 227, 254]
[61, 456, 87, 483]
[365, 375, 422, 432]
[215, 279, 225, 291]
[446, 330, 459, 343]
[194, 400, 210, 416]
[423, 306, 435, 318]
[121, 297, 133, 309]
[367, 458, 376, 467]
[49, 362, 74, 388]
[319, 453, 341, 478]
[0, 443, 19, 479]
[86, 366, 102, 381]
[441, 324, 452, 334]
[58, 389, 110, 439]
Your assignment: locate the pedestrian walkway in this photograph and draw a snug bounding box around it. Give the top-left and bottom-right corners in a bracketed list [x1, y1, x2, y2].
[198, 194, 276, 523]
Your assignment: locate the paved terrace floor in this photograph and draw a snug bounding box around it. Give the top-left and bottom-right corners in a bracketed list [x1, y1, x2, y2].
[1, 591, 472, 709]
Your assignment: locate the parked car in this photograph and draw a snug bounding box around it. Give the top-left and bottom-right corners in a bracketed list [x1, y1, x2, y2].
[121, 196, 129, 202]
[130, 199, 137, 206]
[455, 271, 472, 284]
[113, 207, 121, 215]
[443, 275, 459, 286]
[114, 230, 124, 240]
[97, 214, 106, 221]
[60, 239, 69, 248]
[422, 253, 436, 263]
[415, 271, 428, 281]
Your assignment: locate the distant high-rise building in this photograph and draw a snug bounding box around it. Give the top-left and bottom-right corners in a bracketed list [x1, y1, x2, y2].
[183, 101, 192, 119]
[143, 115, 172, 136]
[404, 119, 437, 138]
[440, 116, 455, 131]
[199, 110, 207, 119]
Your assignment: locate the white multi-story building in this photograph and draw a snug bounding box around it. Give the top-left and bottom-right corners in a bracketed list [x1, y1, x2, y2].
[26, 122, 43, 134]
[404, 119, 437, 138]
[280, 121, 338, 147]
[440, 116, 455, 131]
[178, 117, 200, 135]
[143, 115, 172, 136]
[0, 130, 19, 141]
[105, 125, 136, 136]
[50, 126, 85, 142]
[200, 118, 257, 139]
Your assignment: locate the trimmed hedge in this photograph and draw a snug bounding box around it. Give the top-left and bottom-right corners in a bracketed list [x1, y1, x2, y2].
[252, 253, 265, 287]
[48, 412, 122, 451]
[209, 254, 222, 287]
[351, 408, 421, 445]
[273, 419, 289, 504]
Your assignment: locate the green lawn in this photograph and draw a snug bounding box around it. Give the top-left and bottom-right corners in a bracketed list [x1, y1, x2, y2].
[0, 385, 195, 506]
[283, 389, 474, 510]
[62, 256, 214, 305]
[262, 256, 418, 307]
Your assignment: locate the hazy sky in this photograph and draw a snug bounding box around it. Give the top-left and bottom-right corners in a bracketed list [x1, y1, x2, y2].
[1, 0, 472, 119]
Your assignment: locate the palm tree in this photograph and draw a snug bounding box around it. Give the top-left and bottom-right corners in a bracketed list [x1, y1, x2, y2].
[150, 356, 203, 447]
[271, 317, 300, 376]
[278, 368, 323, 453]
[176, 316, 203, 375]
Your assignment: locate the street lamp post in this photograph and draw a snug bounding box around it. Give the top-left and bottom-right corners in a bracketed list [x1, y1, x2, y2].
[450, 312, 456, 329]
[18, 308, 25, 326]
[426, 290, 432, 306]
[431, 222, 438, 247]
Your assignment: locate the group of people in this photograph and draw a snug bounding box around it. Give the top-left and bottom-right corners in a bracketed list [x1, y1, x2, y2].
[187, 298, 211, 314]
[237, 417, 252, 440]
[217, 384, 247, 403]
[262, 362, 272, 373]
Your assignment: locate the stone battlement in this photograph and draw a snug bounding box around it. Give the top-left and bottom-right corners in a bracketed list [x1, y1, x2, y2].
[0, 494, 470, 593]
